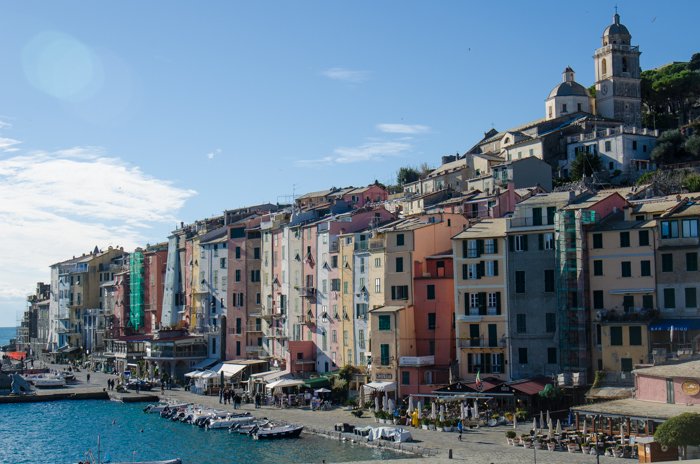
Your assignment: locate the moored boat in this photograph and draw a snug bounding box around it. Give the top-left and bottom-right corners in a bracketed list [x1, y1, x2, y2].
[252, 424, 303, 439]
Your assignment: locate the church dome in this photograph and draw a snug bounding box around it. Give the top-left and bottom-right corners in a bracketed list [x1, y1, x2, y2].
[604, 13, 630, 36]
[548, 81, 590, 98]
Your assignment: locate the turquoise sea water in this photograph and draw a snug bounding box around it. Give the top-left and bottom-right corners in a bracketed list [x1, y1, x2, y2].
[0, 326, 15, 347]
[0, 400, 409, 464]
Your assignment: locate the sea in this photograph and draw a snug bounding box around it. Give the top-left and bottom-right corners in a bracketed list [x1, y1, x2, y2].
[0, 400, 409, 464]
[0, 326, 15, 347]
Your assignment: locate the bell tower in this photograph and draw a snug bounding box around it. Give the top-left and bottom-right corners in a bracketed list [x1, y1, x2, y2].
[593, 12, 642, 127]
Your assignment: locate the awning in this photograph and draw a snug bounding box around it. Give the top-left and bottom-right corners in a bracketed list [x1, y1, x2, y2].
[266, 379, 305, 389]
[304, 377, 330, 388]
[251, 370, 292, 382]
[190, 357, 219, 370]
[363, 381, 397, 392]
[649, 319, 700, 331]
[210, 363, 246, 378]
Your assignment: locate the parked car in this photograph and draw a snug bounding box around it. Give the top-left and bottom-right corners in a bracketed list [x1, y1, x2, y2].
[126, 380, 153, 391]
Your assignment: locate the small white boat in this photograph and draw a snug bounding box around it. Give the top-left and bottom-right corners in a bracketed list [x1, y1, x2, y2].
[207, 413, 253, 429]
[24, 374, 66, 388]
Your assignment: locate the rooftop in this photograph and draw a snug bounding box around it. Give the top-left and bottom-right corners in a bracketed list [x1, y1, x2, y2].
[572, 398, 699, 421]
[633, 360, 700, 379]
[452, 219, 507, 240]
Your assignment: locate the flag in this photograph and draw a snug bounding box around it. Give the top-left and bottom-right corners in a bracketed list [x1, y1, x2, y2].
[475, 370, 482, 390]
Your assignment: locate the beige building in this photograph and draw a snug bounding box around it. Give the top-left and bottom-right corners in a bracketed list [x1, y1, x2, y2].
[452, 219, 508, 382]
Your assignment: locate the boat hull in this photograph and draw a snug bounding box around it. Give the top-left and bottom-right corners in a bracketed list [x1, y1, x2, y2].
[254, 426, 303, 439]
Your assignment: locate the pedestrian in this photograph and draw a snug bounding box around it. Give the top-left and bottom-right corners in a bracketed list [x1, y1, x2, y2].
[87, 373, 90, 383]
[458, 419, 463, 441]
[161, 382, 165, 395]
[255, 392, 260, 409]
[219, 388, 223, 404]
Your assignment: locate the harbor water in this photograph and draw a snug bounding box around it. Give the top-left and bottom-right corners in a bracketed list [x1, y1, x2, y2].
[0, 326, 14, 347]
[0, 400, 410, 464]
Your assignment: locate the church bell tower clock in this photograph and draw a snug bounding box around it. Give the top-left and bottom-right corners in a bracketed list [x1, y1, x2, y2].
[593, 12, 642, 128]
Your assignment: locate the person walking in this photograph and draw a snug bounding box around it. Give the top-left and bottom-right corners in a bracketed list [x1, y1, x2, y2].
[86, 373, 90, 383]
[219, 388, 223, 404]
[457, 419, 463, 441]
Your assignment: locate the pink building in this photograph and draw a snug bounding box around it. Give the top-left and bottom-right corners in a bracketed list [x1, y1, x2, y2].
[635, 361, 700, 405]
[112, 270, 130, 336]
[341, 185, 388, 208]
[183, 239, 193, 328]
[144, 246, 168, 334]
[462, 182, 543, 219]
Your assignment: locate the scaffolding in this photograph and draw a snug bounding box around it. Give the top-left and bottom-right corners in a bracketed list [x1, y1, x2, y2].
[554, 209, 597, 377]
[129, 252, 145, 330]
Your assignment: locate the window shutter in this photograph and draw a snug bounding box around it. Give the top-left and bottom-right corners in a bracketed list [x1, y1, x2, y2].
[391, 286, 396, 300]
[523, 234, 529, 251]
[539, 234, 544, 250]
[477, 261, 485, 279]
[493, 260, 499, 276]
[509, 236, 514, 252]
[477, 239, 484, 257]
[478, 292, 487, 315]
[462, 240, 468, 258]
[464, 293, 469, 315]
[493, 238, 498, 254]
[496, 292, 501, 315]
[467, 353, 473, 373]
[462, 264, 468, 280]
[484, 351, 492, 373]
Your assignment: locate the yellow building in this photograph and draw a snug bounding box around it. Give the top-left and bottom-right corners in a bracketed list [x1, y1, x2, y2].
[190, 236, 202, 329]
[588, 213, 657, 372]
[338, 232, 356, 366]
[452, 219, 508, 382]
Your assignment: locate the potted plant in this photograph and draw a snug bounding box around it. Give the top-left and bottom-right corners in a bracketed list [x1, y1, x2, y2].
[534, 438, 543, 450]
[351, 409, 363, 418]
[582, 442, 591, 454]
[436, 419, 444, 432]
[421, 417, 430, 430]
[612, 445, 623, 458]
[443, 420, 452, 432]
[520, 433, 529, 445]
[345, 398, 356, 411]
[522, 437, 533, 449]
[451, 418, 460, 431]
[547, 439, 557, 451]
[373, 410, 380, 423]
[604, 447, 613, 457]
[505, 430, 517, 445]
[567, 442, 578, 453]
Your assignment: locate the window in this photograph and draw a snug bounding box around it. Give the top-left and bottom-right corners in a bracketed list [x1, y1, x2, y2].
[641, 260, 651, 277]
[256, 293, 261, 304]
[562, 103, 567, 113]
[605, 141, 612, 152]
[661, 220, 679, 239]
[331, 256, 338, 268]
[375, 257, 381, 267]
[610, 326, 623, 346]
[547, 348, 557, 364]
[532, 207, 543, 226]
[662, 254, 673, 273]
[515, 271, 526, 293]
[391, 285, 409, 300]
[546, 313, 556, 333]
[378, 315, 391, 330]
[639, 230, 650, 246]
[621, 261, 632, 277]
[250, 270, 260, 282]
[609, 161, 614, 170]
[515, 235, 526, 252]
[664, 288, 676, 309]
[544, 233, 554, 250]
[516, 314, 527, 333]
[682, 219, 698, 237]
[331, 278, 340, 291]
[485, 239, 497, 254]
[593, 233, 603, 249]
[396, 233, 405, 246]
[343, 281, 348, 294]
[253, 247, 260, 259]
[402, 371, 410, 386]
[518, 348, 528, 364]
[529, 148, 534, 157]
[347, 349, 352, 365]
[467, 240, 478, 258]
[379, 345, 392, 367]
[620, 232, 630, 248]
[428, 313, 436, 330]
[427, 285, 435, 300]
[629, 326, 642, 346]
[343, 331, 348, 347]
[332, 330, 337, 343]
[593, 260, 603, 276]
[230, 228, 245, 239]
[357, 330, 364, 349]
[220, 257, 227, 268]
[487, 292, 498, 309]
[686, 287, 698, 308]
[544, 269, 555, 293]
[485, 261, 497, 276]
[642, 295, 653, 309]
[235, 270, 241, 282]
[375, 278, 381, 293]
[547, 207, 556, 224]
[602, 58, 607, 74]
[687, 253, 699, 272]
[235, 247, 241, 259]
[467, 264, 478, 280]
[395, 257, 404, 273]
[593, 290, 604, 309]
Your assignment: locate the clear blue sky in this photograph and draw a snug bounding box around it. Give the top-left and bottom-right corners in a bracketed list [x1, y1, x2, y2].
[0, 1, 698, 326]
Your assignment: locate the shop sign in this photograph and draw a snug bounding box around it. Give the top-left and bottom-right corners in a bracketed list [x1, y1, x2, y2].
[682, 380, 699, 396]
[376, 373, 392, 380]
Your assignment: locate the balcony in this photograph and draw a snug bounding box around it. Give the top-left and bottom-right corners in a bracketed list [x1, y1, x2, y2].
[148, 348, 208, 358]
[354, 240, 369, 251]
[299, 287, 316, 297]
[329, 242, 339, 252]
[458, 337, 504, 349]
[508, 216, 554, 228]
[596, 308, 658, 323]
[274, 329, 288, 339]
[246, 325, 263, 333]
[297, 314, 314, 325]
[246, 346, 266, 357]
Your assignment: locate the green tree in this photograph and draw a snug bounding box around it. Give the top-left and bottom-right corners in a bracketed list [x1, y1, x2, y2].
[683, 175, 700, 193]
[685, 136, 700, 158]
[651, 129, 686, 163]
[396, 165, 420, 186]
[570, 150, 602, 181]
[689, 52, 700, 71]
[587, 84, 596, 99]
[654, 412, 700, 459]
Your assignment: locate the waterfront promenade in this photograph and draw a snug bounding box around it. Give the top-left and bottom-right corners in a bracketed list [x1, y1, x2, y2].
[6, 365, 621, 463]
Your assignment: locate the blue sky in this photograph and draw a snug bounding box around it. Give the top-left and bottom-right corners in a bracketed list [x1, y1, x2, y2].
[1, 1, 698, 326]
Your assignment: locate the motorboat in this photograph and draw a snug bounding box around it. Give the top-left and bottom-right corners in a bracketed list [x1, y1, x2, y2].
[252, 424, 303, 439]
[145, 402, 190, 414]
[207, 413, 253, 429]
[24, 374, 66, 388]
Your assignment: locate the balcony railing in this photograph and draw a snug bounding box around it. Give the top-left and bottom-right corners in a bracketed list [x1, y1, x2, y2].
[148, 348, 208, 358]
[246, 325, 263, 333]
[246, 346, 266, 357]
[508, 216, 554, 228]
[596, 308, 658, 323]
[299, 287, 315, 297]
[354, 240, 369, 251]
[329, 242, 339, 252]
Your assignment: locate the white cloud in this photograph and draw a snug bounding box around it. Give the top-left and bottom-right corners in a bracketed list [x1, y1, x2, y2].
[0, 136, 21, 152]
[297, 141, 412, 166]
[376, 124, 429, 134]
[0, 146, 197, 322]
[206, 148, 221, 159]
[321, 68, 370, 83]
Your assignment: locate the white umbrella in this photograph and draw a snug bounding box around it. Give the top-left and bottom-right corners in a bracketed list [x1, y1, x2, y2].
[513, 413, 517, 429]
[408, 396, 414, 414]
[548, 418, 553, 435]
[388, 398, 395, 412]
[533, 417, 537, 432]
[374, 397, 379, 413]
[583, 418, 587, 435]
[314, 388, 331, 393]
[431, 402, 436, 420]
[417, 401, 422, 420]
[473, 402, 479, 420]
[439, 404, 445, 423]
[460, 403, 465, 422]
[556, 419, 562, 435]
[540, 411, 544, 431]
[382, 395, 388, 411]
[546, 410, 551, 427]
